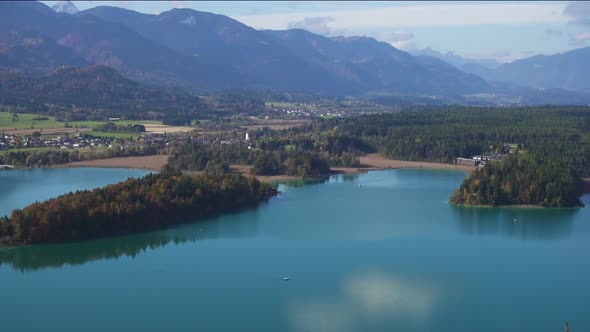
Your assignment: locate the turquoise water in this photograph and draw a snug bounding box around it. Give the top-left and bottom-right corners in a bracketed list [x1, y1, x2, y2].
[0, 168, 589, 332]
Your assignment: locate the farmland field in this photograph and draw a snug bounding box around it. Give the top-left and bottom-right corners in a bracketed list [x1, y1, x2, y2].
[68, 120, 162, 128]
[0, 112, 61, 129]
[86, 131, 142, 139]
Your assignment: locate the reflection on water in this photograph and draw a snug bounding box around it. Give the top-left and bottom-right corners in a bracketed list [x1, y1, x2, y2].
[288, 270, 441, 332]
[0, 205, 266, 271]
[278, 177, 329, 189]
[332, 172, 362, 183]
[451, 206, 579, 240]
[0, 167, 152, 217]
[2, 169, 590, 332]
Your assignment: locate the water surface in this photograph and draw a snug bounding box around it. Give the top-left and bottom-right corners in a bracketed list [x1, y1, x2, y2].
[1, 168, 588, 332]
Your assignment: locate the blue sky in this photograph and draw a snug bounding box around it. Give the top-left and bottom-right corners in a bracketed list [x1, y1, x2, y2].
[40, 1, 590, 63]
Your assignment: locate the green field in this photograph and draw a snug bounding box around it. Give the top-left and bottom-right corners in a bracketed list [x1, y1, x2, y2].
[264, 102, 300, 108]
[0, 112, 163, 131]
[87, 131, 141, 139]
[69, 120, 162, 128]
[0, 112, 62, 129]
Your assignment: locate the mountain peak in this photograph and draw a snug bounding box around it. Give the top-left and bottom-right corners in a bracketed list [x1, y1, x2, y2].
[51, 1, 79, 14]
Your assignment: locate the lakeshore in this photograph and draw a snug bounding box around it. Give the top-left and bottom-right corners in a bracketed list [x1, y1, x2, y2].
[2, 166, 589, 332]
[55, 155, 170, 171]
[50, 153, 474, 182]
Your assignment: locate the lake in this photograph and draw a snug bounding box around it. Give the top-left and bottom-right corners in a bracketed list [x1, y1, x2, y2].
[1, 167, 589, 332]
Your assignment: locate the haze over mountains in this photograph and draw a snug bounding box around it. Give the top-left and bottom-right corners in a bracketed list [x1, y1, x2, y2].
[0, 1, 589, 102]
[479, 48, 590, 93]
[0, 1, 486, 96]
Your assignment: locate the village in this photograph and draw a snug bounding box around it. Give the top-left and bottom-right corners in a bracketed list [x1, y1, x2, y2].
[0, 131, 194, 152]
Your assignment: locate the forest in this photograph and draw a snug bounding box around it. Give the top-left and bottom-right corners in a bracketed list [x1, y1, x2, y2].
[166, 132, 370, 178]
[450, 153, 582, 207]
[0, 144, 160, 167]
[0, 169, 277, 245]
[3, 105, 589, 208]
[0, 66, 209, 122]
[310, 106, 590, 207]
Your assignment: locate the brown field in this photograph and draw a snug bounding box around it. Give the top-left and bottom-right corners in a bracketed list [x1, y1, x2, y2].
[58, 155, 169, 171]
[356, 153, 476, 172]
[1, 127, 92, 136]
[242, 119, 310, 131]
[230, 164, 298, 182]
[230, 153, 473, 183]
[143, 124, 195, 133]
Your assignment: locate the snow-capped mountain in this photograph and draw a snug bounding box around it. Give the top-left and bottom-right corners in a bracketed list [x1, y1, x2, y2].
[51, 1, 79, 14]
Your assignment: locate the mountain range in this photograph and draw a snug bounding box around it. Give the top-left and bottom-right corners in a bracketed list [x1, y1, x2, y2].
[479, 48, 590, 93]
[0, 1, 589, 101]
[415, 47, 590, 94]
[0, 1, 488, 96]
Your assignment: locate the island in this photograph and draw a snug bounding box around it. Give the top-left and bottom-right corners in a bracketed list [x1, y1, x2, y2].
[0, 169, 277, 246]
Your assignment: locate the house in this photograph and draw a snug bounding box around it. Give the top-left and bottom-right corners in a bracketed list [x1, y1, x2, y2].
[148, 132, 166, 142]
[456, 157, 478, 166]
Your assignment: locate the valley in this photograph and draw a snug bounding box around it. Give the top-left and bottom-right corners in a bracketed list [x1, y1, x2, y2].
[1, 1, 590, 331]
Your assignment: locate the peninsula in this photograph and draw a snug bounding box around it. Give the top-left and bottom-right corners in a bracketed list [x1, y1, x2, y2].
[0, 169, 277, 245]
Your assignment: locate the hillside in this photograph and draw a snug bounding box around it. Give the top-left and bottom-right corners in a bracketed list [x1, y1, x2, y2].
[0, 1, 489, 96]
[0, 65, 207, 121]
[481, 47, 590, 92]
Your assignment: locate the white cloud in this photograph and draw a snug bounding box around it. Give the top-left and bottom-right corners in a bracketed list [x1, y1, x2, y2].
[287, 17, 334, 36]
[287, 271, 441, 332]
[342, 272, 439, 319]
[373, 31, 416, 50]
[234, 3, 568, 30]
[378, 31, 414, 43]
[171, 0, 186, 9]
[574, 31, 590, 43]
[563, 1, 590, 25]
[393, 39, 416, 51]
[180, 15, 196, 25]
[495, 52, 536, 63]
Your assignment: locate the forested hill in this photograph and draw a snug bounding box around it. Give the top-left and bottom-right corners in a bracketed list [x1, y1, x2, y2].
[450, 153, 582, 207]
[0, 65, 207, 121]
[0, 170, 277, 245]
[0, 1, 489, 96]
[300, 106, 590, 207]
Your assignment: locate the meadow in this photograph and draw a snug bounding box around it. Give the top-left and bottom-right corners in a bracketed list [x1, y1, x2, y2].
[0, 112, 61, 129]
[0, 112, 163, 131]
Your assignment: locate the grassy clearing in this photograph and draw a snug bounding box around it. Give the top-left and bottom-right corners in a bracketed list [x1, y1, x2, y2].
[264, 101, 300, 108]
[86, 131, 141, 139]
[0, 112, 61, 129]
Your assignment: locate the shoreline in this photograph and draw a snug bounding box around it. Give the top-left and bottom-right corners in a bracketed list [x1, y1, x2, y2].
[449, 203, 584, 209]
[29, 153, 473, 183]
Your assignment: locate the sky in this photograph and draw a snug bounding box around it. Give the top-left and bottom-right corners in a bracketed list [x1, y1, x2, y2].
[40, 1, 590, 63]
